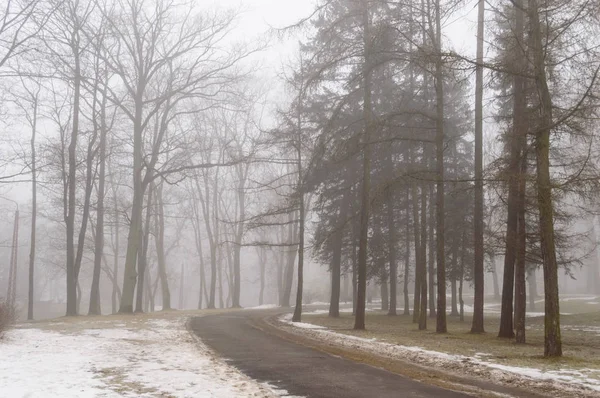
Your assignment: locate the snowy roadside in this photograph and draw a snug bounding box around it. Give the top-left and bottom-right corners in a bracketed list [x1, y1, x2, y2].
[277, 313, 600, 398]
[0, 313, 286, 398]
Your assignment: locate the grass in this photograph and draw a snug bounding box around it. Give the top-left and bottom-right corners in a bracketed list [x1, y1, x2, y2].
[304, 295, 600, 374]
[16, 307, 231, 334]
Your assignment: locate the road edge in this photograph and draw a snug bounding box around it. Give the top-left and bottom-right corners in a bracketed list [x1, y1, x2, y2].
[249, 312, 553, 398]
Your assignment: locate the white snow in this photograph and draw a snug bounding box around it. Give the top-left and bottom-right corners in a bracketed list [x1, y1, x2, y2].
[280, 314, 326, 330]
[243, 304, 279, 310]
[278, 314, 600, 395]
[0, 316, 286, 397]
[561, 296, 598, 302]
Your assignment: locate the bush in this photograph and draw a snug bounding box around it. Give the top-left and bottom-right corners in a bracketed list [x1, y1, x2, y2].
[0, 300, 15, 336]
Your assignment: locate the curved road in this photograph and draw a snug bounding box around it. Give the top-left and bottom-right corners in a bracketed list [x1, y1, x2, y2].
[190, 311, 470, 398]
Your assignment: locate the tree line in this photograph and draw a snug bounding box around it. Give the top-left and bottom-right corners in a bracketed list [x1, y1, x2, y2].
[1, 0, 599, 360]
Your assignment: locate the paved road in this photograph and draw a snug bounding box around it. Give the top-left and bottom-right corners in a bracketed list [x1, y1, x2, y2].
[189, 311, 470, 398]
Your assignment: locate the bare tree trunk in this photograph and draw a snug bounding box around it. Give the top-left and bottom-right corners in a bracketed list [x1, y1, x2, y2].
[352, 219, 358, 316]
[119, 99, 144, 313]
[179, 263, 185, 309]
[591, 218, 600, 295]
[135, 185, 153, 313]
[258, 247, 266, 306]
[6, 210, 19, 311]
[65, 34, 81, 316]
[217, 243, 224, 309]
[191, 193, 206, 310]
[459, 229, 466, 322]
[404, 192, 411, 316]
[89, 74, 108, 316]
[195, 169, 217, 309]
[27, 96, 38, 321]
[154, 183, 171, 311]
[76, 280, 82, 315]
[144, 267, 152, 312]
[208, 231, 216, 308]
[72, 135, 98, 311]
[277, 227, 284, 305]
[232, 166, 247, 308]
[111, 184, 120, 314]
[281, 211, 298, 307]
[471, 0, 485, 334]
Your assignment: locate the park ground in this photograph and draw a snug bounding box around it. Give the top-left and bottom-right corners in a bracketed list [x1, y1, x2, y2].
[0, 295, 599, 397]
[0, 309, 288, 397]
[285, 294, 600, 397]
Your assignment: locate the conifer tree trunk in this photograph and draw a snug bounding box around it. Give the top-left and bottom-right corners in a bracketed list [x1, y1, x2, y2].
[512, 0, 528, 344]
[471, 0, 485, 334]
[354, 2, 373, 331]
[528, 268, 537, 311]
[404, 192, 411, 316]
[491, 254, 500, 300]
[418, 177, 428, 330]
[412, 183, 422, 323]
[292, 144, 305, 322]
[387, 189, 397, 316]
[434, 0, 447, 333]
[530, 0, 562, 357]
[329, 197, 348, 317]
[381, 258, 389, 312]
[428, 184, 435, 318]
[499, 0, 526, 339]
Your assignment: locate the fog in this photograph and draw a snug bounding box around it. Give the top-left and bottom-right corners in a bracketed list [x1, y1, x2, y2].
[1, 0, 600, 395]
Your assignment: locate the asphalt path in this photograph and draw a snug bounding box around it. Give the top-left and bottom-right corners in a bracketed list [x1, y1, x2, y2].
[189, 310, 471, 398]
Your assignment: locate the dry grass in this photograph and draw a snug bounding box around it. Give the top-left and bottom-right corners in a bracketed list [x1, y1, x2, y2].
[18, 308, 230, 334]
[304, 304, 600, 372]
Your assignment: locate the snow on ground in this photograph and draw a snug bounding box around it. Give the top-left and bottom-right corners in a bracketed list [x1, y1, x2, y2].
[279, 312, 600, 397]
[280, 315, 325, 330]
[243, 304, 279, 310]
[0, 315, 288, 398]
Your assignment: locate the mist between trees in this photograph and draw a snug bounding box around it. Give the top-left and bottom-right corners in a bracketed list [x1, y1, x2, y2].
[0, 0, 599, 359]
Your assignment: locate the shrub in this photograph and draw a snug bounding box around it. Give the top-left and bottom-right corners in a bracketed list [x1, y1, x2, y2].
[0, 300, 16, 336]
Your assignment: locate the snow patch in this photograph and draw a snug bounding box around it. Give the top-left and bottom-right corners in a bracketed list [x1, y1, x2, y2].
[243, 304, 279, 310]
[0, 317, 283, 397]
[280, 314, 326, 330]
[277, 315, 600, 395]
